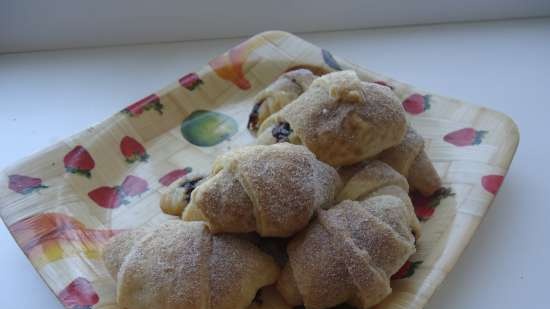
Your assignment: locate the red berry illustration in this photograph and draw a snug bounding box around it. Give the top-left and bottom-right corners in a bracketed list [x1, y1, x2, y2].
[410, 188, 454, 221]
[373, 80, 394, 90]
[88, 186, 126, 209]
[443, 128, 487, 146]
[120, 175, 149, 197]
[120, 136, 149, 163]
[158, 167, 193, 186]
[402, 93, 431, 115]
[122, 94, 163, 116]
[391, 260, 422, 280]
[179, 73, 203, 91]
[58, 277, 99, 309]
[482, 175, 504, 194]
[64, 146, 95, 178]
[8, 174, 48, 194]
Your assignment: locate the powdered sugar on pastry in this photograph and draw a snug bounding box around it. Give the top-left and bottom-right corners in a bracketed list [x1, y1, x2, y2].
[182, 143, 341, 237]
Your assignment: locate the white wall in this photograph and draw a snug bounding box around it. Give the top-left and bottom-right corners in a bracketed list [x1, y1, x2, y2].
[1, 0, 550, 53]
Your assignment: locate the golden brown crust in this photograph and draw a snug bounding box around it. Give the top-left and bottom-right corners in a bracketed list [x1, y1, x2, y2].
[407, 148, 442, 196]
[337, 160, 409, 202]
[103, 221, 279, 309]
[337, 160, 421, 237]
[257, 70, 407, 167]
[379, 126, 442, 196]
[182, 143, 341, 237]
[248, 69, 317, 132]
[277, 197, 417, 309]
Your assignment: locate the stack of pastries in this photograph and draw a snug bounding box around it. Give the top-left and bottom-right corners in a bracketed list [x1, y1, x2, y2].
[103, 69, 442, 309]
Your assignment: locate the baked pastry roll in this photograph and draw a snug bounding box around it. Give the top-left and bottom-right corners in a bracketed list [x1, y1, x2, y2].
[182, 143, 341, 237]
[277, 196, 417, 309]
[256, 70, 407, 166]
[103, 220, 279, 309]
[248, 69, 317, 132]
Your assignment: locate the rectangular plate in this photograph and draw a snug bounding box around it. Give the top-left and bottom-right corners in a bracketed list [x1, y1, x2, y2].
[0, 31, 519, 309]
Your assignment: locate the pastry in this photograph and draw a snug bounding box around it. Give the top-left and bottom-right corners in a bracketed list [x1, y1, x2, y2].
[182, 143, 341, 237]
[378, 126, 442, 196]
[337, 160, 421, 236]
[248, 286, 293, 309]
[248, 69, 317, 132]
[256, 70, 407, 166]
[276, 160, 420, 309]
[103, 220, 279, 309]
[276, 196, 418, 309]
[160, 173, 206, 216]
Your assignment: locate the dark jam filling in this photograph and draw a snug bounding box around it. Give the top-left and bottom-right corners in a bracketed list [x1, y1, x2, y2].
[247, 99, 265, 131]
[272, 122, 293, 143]
[179, 177, 204, 202]
[252, 289, 263, 305]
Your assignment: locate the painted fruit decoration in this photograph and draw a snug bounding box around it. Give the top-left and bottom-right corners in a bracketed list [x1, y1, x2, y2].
[159, 167, 193, 186]
[322, 49, 342, 71]
[402, 93, 431, 115]
[88, 175, 148, 209]
[88, 186, 126, 209]
[410, 188, 454, 221]
[58, 277, 99, 309]
[9, 213, 121, 268]
[209, 40, 252, 90]
[120, 136, 149, 163]
[391, 260, 423, 280]
[122, 94, 163, 116]
[8, 174, 47, 194]
[181, 110, 238, 147]
[444, 128, 487, 146]
[179, 73, 203, 90]
[120, 175, 149, 197]
[482, 174, 504, 194]
[64, 145, 95, 178]
[208, 34, 273, 90]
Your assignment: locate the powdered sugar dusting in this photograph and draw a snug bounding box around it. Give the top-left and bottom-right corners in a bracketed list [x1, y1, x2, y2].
[192, 143, 340, 237]
[104, 221, 278, 309]
[258, 70, 407, 166]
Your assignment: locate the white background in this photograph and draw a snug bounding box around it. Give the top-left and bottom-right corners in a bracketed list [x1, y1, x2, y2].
[1, 17, 550, 309]
[2, 0, 550, 52]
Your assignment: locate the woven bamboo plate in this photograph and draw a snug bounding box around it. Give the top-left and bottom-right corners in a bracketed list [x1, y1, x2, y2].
[0, 31, 518, 309]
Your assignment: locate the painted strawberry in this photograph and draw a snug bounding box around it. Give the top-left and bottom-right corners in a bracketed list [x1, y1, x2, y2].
[122, 94, 163, 116]
[482, 174, 504, 194]
[120, 175, 149, 197]
[58, 277, 99, 309]
[322, 49, 342, 71]
[8, 174, 48, 194]
[158, 167, 193, 186]
[391, 260, 422, 280]
[179, 73, 203, 91]
[120, 136, 149, 163]
[88, 186, 126, 209]
[402, 93, 431, 115]
[373, 80, 394, 90]
[410, 187, 454, 221]
[64, 146, 95, 178]
[444, 128, 487, 147]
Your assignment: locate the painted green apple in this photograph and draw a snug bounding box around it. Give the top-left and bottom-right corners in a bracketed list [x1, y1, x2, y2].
[181, 110, 238, 147]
